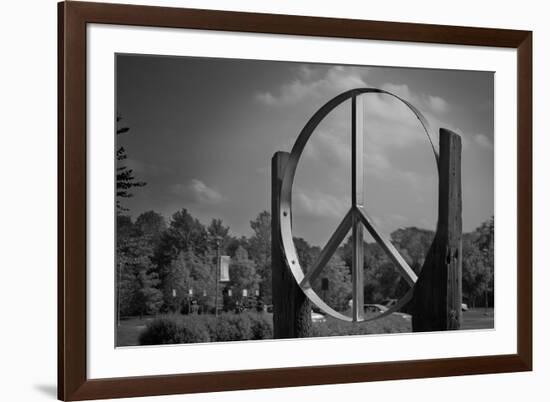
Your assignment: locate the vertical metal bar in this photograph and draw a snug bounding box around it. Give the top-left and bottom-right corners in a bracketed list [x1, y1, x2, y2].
[351, 95, 365, 321]
[351, 213, 364, 321]
[352, 95, 364, 208]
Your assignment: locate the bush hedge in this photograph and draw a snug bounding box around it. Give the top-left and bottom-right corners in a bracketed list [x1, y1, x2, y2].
[139, 315, 211, 345]
[138, 317, 180, 345]
[246, 312, 273, 340]
[138, 312, 273, 345]
[138, 311, 410, 345]
[209, 313, 251, 341]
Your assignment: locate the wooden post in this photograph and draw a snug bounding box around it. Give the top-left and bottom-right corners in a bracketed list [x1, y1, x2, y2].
[272, 151, 312, 338]
[412, 128, 462, 331]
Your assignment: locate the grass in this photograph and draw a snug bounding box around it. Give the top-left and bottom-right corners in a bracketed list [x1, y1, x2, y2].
[117, 316, 155, 346]
[312, 313, 411, 338]
[462, 308, 494, 330]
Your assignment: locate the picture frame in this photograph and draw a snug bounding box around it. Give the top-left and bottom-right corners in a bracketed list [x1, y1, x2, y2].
[58, 1, 532, 400]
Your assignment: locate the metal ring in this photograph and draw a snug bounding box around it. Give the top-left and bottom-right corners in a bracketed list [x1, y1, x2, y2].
[278, 88, 438, 322]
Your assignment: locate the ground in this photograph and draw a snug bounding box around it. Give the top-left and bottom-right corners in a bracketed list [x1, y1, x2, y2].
[461, 307, 495, 330]
[116, 308, 494, 347]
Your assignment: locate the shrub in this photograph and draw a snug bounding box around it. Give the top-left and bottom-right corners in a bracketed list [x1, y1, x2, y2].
[138, 312, 276, 345]
[139, 315, 211, 345]
[311, 321, 328, 337]
[246, 312, 273, 340]
[175, 316, 211, 343]
[210, 313, 252, 342]
[139, 317, 179, 345]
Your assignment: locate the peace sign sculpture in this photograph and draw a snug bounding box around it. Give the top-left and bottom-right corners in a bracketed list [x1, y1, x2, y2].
[278, 88, 440, 323]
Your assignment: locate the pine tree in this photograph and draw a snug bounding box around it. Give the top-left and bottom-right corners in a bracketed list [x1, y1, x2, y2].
[116, 117, 146, 212]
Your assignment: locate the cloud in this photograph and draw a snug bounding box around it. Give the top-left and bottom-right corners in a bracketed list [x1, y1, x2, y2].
[261, 66, 452, 188]
[171, 179, 223, 204]
[473, 133, 493, 150]
[255, 66, 368, 106]
[294, 190, 348, 218]
[381, 83, 448, 114]
[256, 67, 450, 148]
[428, 95, 448, 113]
[380, 83, 413, 100]
[302, 128, 350, 167]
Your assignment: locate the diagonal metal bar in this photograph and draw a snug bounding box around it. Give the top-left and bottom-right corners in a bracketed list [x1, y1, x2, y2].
[300, 208, 353, 288]
[356, 206, 418, 286]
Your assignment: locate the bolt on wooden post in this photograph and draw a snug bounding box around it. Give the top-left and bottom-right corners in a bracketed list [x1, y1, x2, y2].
[412, 128, 463, 331]
[271, 151, 312, 338]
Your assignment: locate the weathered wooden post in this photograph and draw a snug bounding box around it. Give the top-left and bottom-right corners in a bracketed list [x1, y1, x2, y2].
[412, 128, 462, 331]
[272, 151, 312, 338]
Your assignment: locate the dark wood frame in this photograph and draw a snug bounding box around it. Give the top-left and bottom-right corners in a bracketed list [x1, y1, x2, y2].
[58, 1, 532, 400]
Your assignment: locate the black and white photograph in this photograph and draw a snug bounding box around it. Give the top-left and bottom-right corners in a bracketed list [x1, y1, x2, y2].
[1, 0, 542, 400]
[115, 54, 495, 347]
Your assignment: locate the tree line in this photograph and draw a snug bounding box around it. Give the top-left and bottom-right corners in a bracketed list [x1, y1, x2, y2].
[116, 208, 494, 318]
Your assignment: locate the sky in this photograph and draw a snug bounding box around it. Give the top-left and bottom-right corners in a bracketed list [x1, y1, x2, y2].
[116, 54, 494, 247]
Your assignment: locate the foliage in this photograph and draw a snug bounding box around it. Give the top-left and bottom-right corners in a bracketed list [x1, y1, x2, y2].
[139, 316, 210, 345]
[117, 215, 163, 317]
[116, 187, 493, 319]
[158, 209, 209, 260]
[209, 313, 253, 341]
[138, 312, 272, 345]
[391, 227, 434, 271]
[138, 317, 180, 345]
[175, 318, 211, 343]
[135, 210, 166, 247]
[163, 249, 217, 312]
[462, 217, 494, 306]
[152, 209, 211, 299]
[226, 236, 250, 257]
[294, 237, 319, 270]
[116, 117, 146, 212]
[207, 218, 230, 241]
[228, 246, 260, 301]
[245, 311, 274, 340]
[161, 252, 191, 312]
[311, 253, 352, 311]
[248, 211, 273, 303]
